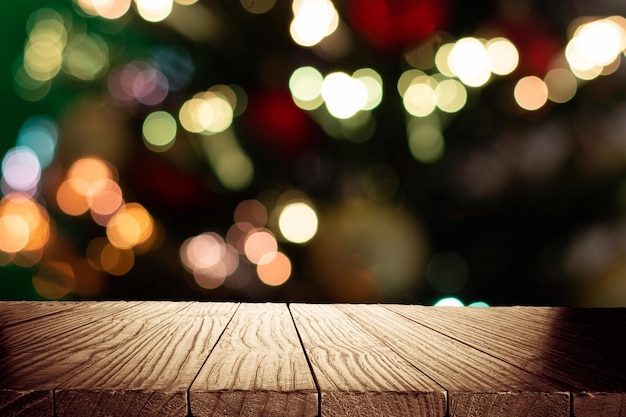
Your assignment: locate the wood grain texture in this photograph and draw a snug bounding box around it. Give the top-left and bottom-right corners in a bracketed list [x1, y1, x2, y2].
[338, 304, 570, 417]
[0, 301, 146, 417]
[190, 303, 318, 417]
[289, 303, 446, 417]
[0, 390, 51, 417]
[55, 302, 238, 417]
[0, 301, 79, 327]
[0, 302, 623, 417]
[385, 305, 626, 417]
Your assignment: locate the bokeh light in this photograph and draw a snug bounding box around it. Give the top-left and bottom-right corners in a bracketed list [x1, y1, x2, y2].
[135, 0, 174, 22]
[180, 231, 239, 289]
[434, 297, 464, 306]
[514, 76, 549, 111]
[257, 251, 291, 286]
[321, 72, 368, 119]
[566, 17, 625, 78]
[544, 68, 578, 103]
[234, 199, 267, 227]
[107, 62, 169, 106]
[88, 179, 124, 225]
[0, 214, 30, 254]
[485, 37, 519, 76]
[106, 203, 154, 249]
[290, 0, 339, 47]
[92, 0, 132, 19]
[353, 68, 384, 111]
[435, 78, 467, 113]
[100, 243, 135, 276]
[278, 201, 318, 244]
[63, 34, 109, 81]
[448, 37, 491, 87]
[403, 78, 437, 117]
[142, 111, 177, 151]
[1, 147, 41, 194]
[16, 116, 58, 169]
[435, 43, 455, 77]
[179, 91, 234, 134]
[289, 66, 324, 110]
[244, 228, 278, 264]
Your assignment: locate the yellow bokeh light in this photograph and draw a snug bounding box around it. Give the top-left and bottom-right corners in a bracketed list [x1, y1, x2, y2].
[24, 40, 64, 82]
[143, 111, 177, 150]
[289, 66, 324, 108]
[290, 0, 339, 47]
[434, 43, 456, 77]
[544, 68, 578, 103]
[486, 37, 519, 75]
[408, 122, 445, 164]
[63, 34, 109, 81]
[321, 72, 368, 119]
[514, 76, 548, 111]
[198, 92, 233, 133]
[257, 251, 291, 286]
[179, 92, 233, 134]
[106, 203, 154, 249]
[566, 18, 625, 75]
[448, 37, 491, 87]
[135, 0, 174, 22]
[353, 68, 383, 111]
[397, 69, 425, 97]
[244, 228, 278, 264]
[278, 201, 318, 244]
[403, 81, 437, 117]
[435, 78, 467, 113]
[179, 98, 211, 133]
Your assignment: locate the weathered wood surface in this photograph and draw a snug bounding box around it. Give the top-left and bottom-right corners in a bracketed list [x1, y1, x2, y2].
[290, 303, 447, 417]
[338, 304, 570, 417]
[0, 302, 624, 417]
[385, 305, 626, 417]
[190, 303, 317, 417]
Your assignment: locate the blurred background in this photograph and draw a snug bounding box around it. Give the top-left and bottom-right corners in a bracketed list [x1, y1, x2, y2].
[2, 0, 626, 306]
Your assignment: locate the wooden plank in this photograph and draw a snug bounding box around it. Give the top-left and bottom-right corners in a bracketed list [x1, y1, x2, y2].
[0, 301, 147, 417]
[289, 303, 446, 417]
[337, 304, 570, 417]
[385, 305, 626, 417]
[54, 302, 238, 417]
[190, 303, 318, 417]
[0, 301, 80, 327]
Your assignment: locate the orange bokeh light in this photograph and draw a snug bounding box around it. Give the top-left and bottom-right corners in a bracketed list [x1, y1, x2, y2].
[257, 251, 291, 286]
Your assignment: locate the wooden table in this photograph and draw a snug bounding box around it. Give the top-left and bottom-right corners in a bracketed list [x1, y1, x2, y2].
[0, 302, 624, 417]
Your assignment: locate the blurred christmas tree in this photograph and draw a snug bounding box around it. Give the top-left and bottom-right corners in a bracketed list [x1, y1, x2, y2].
[3, 0, 626, 306]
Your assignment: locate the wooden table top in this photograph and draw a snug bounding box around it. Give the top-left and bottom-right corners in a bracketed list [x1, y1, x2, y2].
[0, 302, 624, 417]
